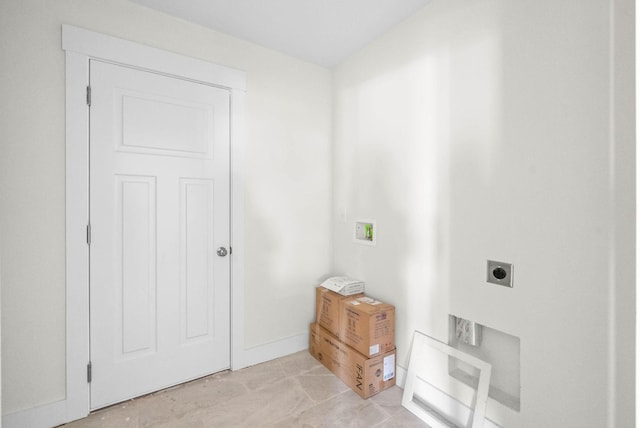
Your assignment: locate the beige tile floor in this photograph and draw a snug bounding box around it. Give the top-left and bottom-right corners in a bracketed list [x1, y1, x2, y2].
[61, 350, 428, 427]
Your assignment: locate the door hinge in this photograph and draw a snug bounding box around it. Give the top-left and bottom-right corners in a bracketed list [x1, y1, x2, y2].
[86, 85, 92, 106]
[86, 224, 91, 245]
[229, 246, 233, 255]
[87, 362, 92, 383]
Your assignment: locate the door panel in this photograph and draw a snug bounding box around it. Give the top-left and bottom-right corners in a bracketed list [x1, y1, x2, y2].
[119, 89, 214, 157]
[89, 60, 230, 409]
[180, 178, 215, 343]
[118, 175, 157, 356]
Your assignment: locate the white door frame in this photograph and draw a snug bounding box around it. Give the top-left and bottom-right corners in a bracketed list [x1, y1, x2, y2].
[62, 25, 246, 422]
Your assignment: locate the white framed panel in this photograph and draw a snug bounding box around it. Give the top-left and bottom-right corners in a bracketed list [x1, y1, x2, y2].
[402, 331, 492, 428]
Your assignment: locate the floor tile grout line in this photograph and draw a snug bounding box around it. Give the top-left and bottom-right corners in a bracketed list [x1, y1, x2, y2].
[292, 373, 318, 405]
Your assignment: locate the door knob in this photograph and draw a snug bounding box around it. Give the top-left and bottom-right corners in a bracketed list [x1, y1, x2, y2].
[216, 247, 228, 257]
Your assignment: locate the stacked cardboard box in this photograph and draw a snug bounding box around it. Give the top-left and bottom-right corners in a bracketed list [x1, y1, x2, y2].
[341, 296, 395, 357]
[310, 286, 396, 399]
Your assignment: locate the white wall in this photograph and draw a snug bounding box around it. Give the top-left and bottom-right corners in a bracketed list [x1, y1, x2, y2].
[0, 0, 332, 415]
[332, 0, 634, 426]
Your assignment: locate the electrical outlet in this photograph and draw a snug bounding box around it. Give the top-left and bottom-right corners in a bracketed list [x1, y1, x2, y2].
[455, 317, 482, 347]
[487, 260, 513, 288]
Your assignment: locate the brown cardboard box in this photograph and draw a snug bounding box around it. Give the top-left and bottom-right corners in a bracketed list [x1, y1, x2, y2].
[315, 286, 364, 338]
[340, 296, 395, 357]
[309, 323, 342, 374]
[309, 323, 396, 399]
[308, 324, 325, 365]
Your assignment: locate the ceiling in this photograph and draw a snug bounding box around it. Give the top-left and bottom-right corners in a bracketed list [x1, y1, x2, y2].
[129, 0, 430, 68]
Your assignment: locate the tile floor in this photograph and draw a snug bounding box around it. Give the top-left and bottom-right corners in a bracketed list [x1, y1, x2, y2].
[61, 350, 427, 427]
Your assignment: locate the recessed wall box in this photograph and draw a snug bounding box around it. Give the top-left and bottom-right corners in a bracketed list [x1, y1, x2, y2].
[354, 219, 376, 246]
[454, 317, 482, 347]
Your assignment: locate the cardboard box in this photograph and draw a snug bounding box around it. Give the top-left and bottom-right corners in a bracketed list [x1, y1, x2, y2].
[309, 323, 396, 399]
[316, 286, 364, 338]
[341, 296, 395, 357]
[308, 324, 323, 362]
[309, 323, 345, 378]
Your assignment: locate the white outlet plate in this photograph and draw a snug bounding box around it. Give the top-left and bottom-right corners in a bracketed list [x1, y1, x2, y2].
[338, 207, 347, 224]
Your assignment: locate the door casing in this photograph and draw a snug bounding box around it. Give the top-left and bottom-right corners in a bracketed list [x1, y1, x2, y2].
[63, 25, 246, 423]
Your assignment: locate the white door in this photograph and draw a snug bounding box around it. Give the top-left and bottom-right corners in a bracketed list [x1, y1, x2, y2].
[89, 60, 231, 409]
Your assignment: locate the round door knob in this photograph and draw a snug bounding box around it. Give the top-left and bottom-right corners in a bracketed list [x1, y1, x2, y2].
[217, 247, 228, 257]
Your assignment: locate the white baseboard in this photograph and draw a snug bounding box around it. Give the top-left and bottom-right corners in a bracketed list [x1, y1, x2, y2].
[3, 399, 67, 428]
[236, 331, 309, 369]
